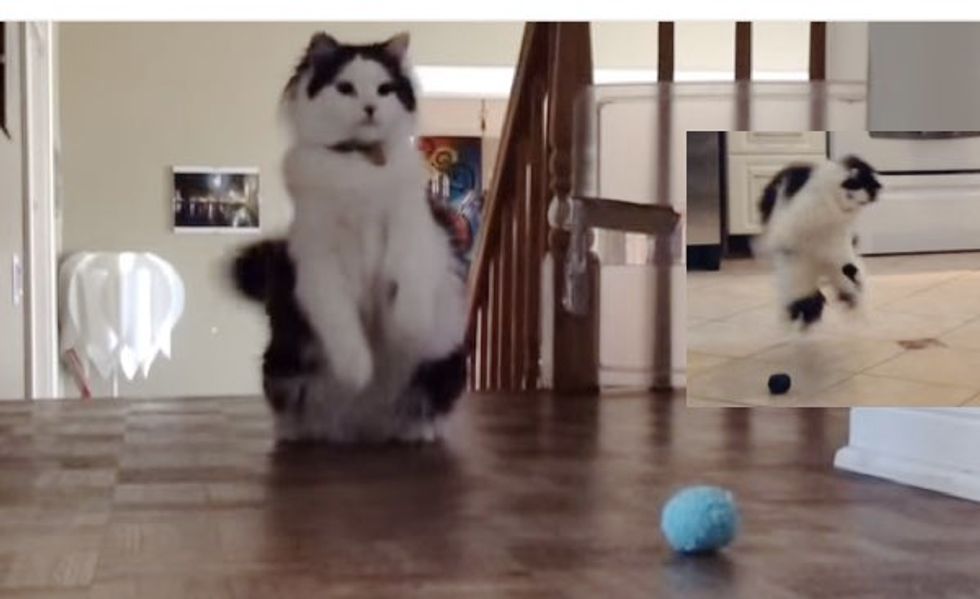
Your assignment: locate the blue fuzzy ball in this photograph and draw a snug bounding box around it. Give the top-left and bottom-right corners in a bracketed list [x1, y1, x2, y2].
[660, 485, 740, 554]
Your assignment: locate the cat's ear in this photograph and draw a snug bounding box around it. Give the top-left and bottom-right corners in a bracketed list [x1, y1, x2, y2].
[384, 32, 411, 61]
[307, 32, 339, 59]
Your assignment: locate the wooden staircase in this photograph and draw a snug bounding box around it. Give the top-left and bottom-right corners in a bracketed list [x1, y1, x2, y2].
[467, 22, 828, 395]
[466, 22, 680, 395]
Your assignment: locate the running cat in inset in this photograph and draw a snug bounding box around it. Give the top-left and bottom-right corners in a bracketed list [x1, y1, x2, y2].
[757, 155, 882, 329]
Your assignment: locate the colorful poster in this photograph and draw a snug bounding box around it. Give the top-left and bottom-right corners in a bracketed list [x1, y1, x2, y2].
[419, 136, 484, 268]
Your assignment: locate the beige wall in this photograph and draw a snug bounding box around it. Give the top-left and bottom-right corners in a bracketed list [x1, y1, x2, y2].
[1, 24, 25, 400]
[57, 23, 524, 398]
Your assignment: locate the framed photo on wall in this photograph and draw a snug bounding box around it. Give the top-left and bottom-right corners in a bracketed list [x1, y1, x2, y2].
[172, 166, 260, 233]
[418, 136, 484, 268]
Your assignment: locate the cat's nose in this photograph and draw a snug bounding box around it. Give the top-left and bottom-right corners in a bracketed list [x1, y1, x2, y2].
[364, 105, 376, 117]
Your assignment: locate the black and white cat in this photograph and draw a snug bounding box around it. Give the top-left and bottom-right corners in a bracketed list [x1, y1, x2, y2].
[232, 32, 467, 443]
[757, 155, 882, 328]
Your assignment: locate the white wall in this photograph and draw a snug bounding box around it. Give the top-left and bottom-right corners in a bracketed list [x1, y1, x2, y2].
[752, 22, 811, 75]
[680, 22, 811, 77]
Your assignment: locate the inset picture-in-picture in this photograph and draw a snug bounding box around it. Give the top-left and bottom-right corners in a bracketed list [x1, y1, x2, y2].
[688, 130, 980, 408]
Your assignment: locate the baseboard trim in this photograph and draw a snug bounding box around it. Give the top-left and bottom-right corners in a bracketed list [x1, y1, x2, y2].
[834, 408, 980, 503]
[835, 446, 980, 503]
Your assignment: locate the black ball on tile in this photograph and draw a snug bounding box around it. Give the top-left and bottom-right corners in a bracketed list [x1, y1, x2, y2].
[767, 373, 792, 395]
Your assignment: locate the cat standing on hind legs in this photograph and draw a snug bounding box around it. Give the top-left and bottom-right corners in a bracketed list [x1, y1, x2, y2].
[757, 155, 882, 330]
[230, 237, 468, 443]
[235, 31, 467, 443]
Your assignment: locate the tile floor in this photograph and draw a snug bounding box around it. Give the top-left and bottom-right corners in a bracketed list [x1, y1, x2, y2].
[687, 252, 980, 407]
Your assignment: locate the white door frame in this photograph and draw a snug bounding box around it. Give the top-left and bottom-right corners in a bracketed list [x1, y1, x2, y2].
[20, 22, 58, 399]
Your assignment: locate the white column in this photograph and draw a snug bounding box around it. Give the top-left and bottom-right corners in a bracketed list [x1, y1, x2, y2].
[22, 22, 59, 399]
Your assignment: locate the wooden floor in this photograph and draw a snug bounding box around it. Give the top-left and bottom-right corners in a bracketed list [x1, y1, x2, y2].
[1, 393, 979, 598]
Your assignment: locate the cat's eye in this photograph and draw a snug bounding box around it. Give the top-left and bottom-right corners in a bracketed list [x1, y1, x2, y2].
[336, 81, 356, 96]
[378, 83, 395, 96]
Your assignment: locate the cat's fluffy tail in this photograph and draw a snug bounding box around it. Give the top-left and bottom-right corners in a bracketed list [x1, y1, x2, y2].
[230, 240, 292, 303]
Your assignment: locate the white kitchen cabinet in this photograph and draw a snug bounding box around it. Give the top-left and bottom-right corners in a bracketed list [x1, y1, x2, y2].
[829, 131, 980, 255]
[728, 131, 827, 155]
[725, 132, 827, 235]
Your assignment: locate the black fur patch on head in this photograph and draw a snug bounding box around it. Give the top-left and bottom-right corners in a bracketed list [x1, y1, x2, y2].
[787, 290, 826, 327]
[842, 263, 860, 287]
[841, 155, 882, 201]
[852, 235, 860, 248]
[759, 164, 813, 223]
[284, 32, 417, 112]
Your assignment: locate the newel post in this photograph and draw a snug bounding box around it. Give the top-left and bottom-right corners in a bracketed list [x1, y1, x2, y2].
[545, 22, 599, 395]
